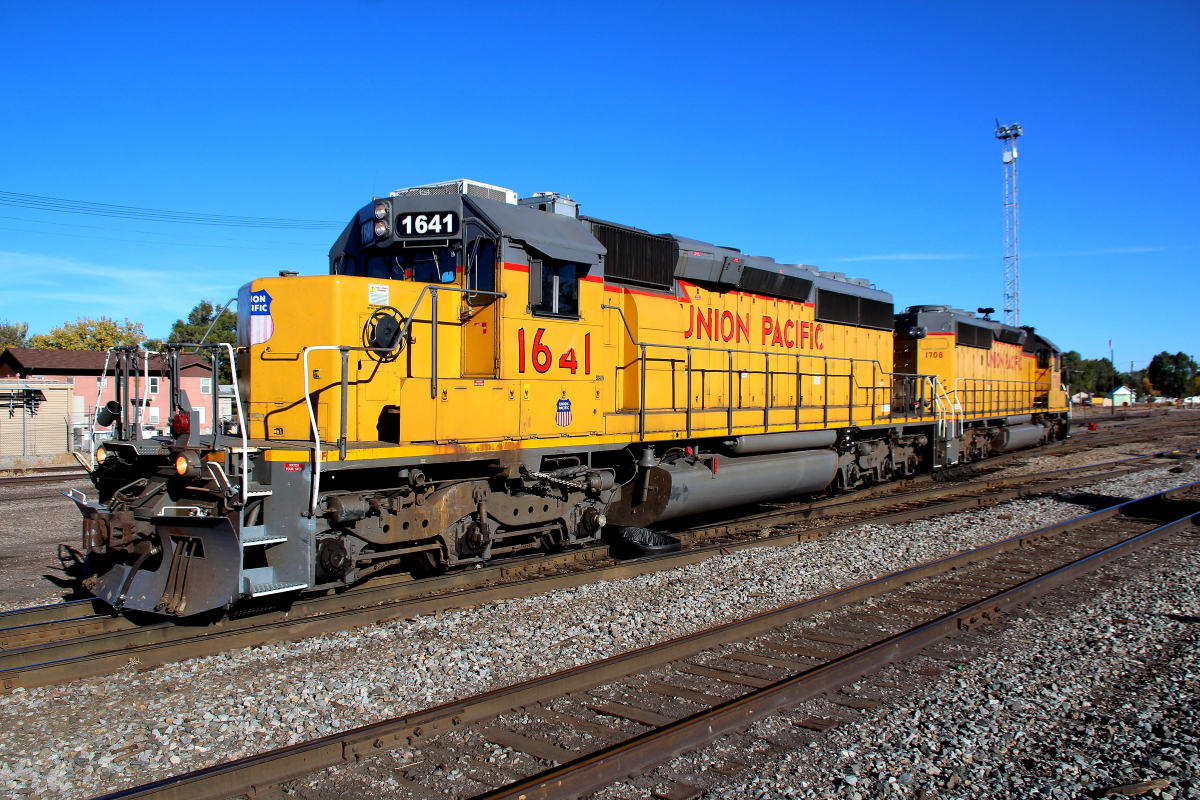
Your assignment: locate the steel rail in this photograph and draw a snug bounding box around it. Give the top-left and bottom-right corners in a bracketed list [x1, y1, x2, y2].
[87, 481, 1200, 800]
[478, 495, 1200, 800]
[0, 468, 89, 487]
[0, 450, 1190, 689]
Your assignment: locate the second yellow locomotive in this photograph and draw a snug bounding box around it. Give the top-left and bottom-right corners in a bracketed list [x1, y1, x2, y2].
[75, 179, 1069, 617]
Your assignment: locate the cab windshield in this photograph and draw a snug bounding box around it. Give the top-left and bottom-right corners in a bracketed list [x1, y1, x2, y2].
[361, 247, 457, 283]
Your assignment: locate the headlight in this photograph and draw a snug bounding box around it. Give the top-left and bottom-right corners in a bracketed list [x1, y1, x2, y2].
[373, 201, 389, 220]
[95, 446, 108, 463]
[174, 451, 203, 479]
[374, 219, 389, 237]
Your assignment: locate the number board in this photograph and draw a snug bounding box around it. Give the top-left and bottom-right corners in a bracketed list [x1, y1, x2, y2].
[395, 212, 459, 237]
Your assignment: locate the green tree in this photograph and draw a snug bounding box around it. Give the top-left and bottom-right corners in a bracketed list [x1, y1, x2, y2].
[168, 300, 236, 383]
[1147, 351, 1198, 399]
[1061, 350, 1119, 396]
[28, 316, 145, 350]
[0, 320, 29, 348]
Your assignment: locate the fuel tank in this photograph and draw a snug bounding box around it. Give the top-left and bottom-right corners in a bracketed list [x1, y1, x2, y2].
[990, 423, 1046, 452]
[607, 449, 838, 527]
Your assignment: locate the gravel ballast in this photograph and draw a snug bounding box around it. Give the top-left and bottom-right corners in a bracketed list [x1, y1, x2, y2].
[655, 529, 1200, 800]
[0, 466, 1196, 798]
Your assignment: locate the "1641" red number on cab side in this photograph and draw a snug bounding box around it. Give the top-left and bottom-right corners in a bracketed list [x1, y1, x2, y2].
[517, 329, 590, 375]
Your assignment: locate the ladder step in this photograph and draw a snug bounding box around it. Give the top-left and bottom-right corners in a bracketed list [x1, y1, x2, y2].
[248, 581, 307, 598]
[242, 536, 288, 547]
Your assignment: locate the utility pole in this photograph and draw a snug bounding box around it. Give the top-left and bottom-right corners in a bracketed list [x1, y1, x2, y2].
[1110, 339, 1116, 415]
[996, 121, 1023, 327]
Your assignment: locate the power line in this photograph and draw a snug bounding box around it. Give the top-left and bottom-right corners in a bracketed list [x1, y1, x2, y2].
[0, 225, 324, 252]
[0, 190, 343, 230]
[0, 214, 330, 246]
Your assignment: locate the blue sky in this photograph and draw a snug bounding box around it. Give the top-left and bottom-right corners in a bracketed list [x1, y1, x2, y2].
[1, 1, 1196, 370]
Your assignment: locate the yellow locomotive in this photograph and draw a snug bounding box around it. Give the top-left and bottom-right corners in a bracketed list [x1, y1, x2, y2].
[74, 180, 1069, 617]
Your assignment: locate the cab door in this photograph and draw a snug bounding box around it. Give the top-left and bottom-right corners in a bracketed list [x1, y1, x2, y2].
[461, 226, 499, 378]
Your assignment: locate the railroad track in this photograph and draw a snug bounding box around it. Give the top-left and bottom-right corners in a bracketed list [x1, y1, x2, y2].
[0, 465, 89, 487]
[89, 481, 1200, 800]
[0, 447, 1192, 694]
[1061, 413, 1200, 443]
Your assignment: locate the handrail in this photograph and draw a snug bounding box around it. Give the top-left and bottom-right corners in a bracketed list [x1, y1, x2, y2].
[191, 297, 236, 352]
[89, 349, 113, 468]
[299, 282, 506, 516]
[953, 376, 1066, 417]
[217, 342, 249, 508]
[301, 345, 391, 516]
[604, 302, 951, 434]
[393, 284, 507, 399]
[164, 342, 251, 509]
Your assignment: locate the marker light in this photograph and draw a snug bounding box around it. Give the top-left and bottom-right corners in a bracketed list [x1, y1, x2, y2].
[373, 201, 389, 220]
[94, 446, 109, 464]
[170, 412, 190, 437]
[374, 219, 389, 237]
[174, 451, 202, 479]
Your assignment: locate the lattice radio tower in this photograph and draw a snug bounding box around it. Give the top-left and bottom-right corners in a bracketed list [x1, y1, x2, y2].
[995, 121, 1023, 326]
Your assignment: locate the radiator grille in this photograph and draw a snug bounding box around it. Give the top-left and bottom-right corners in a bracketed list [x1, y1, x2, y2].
[465, 183, 508, 203]
[738, 268, 813, 303]
[588, 221, 675, 288]
[859, 298, 895, 330]
[956, 322, 993, 349]
[994, 327, 1023, 345]
[816, 290, 895, 331]
[392, 185, 456, 197]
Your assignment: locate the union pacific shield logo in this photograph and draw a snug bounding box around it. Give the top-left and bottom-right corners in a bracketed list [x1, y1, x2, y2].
[248, 290, 273, 346]
[556, 399, 572, 427]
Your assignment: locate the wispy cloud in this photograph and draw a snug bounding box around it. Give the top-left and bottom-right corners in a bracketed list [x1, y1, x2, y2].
[0, 251, 243, 334]
[1024, 246, 1165, 257]
[834, 253, 977, 262]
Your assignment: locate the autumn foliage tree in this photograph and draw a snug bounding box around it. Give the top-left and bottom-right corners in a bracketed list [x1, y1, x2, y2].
[28, 317, 145, 350]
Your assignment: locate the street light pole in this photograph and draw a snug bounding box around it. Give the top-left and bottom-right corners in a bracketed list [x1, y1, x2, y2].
[1110, 340, 1116, 415]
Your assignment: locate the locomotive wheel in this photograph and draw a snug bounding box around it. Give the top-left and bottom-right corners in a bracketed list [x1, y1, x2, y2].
[880, 457, 895, 482]
[414, 548, 447, 576]
[540, 527, 565, 553]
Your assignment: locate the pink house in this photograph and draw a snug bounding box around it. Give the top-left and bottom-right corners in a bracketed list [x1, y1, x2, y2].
[0, 348, 215, 435]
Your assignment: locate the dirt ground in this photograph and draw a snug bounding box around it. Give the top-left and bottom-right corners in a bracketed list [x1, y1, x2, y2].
[0, 477, 93, 611]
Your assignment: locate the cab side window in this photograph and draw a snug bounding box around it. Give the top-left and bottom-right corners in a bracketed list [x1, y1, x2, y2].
[465, 235, 496, 294]
[529, 259, 581, 318]
[1036, 349, 1051, 369]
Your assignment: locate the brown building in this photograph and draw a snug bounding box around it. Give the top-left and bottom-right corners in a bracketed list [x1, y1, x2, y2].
[0, 348, 215, 435]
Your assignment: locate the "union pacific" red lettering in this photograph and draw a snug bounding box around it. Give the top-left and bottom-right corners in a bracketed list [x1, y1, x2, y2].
[683, 307, 752, 343]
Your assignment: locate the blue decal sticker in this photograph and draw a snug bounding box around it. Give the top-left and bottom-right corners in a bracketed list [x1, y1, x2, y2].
[555, 398, 572, 427]
[248, 290, 273, 345]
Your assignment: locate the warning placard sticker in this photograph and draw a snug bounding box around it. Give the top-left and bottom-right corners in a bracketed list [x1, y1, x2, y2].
[369, 283, 389, 306]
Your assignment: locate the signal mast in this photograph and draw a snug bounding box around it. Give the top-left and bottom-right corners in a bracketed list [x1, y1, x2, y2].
[995, 121, 1022, 327]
